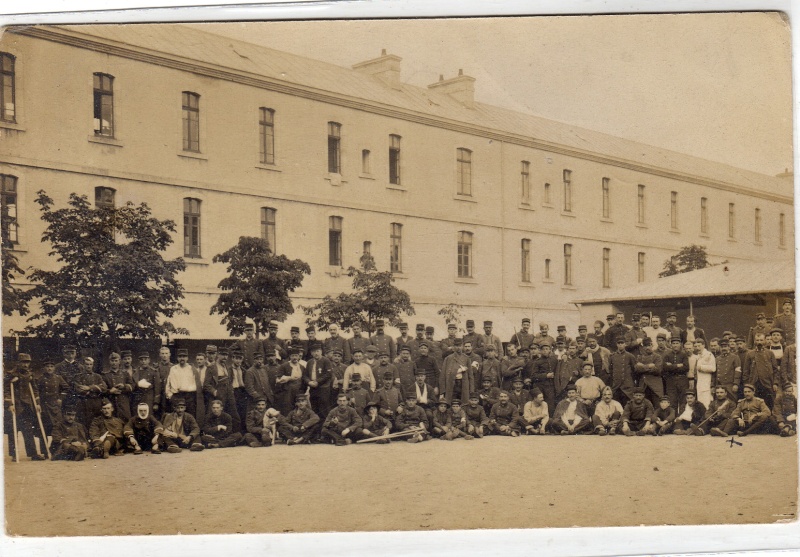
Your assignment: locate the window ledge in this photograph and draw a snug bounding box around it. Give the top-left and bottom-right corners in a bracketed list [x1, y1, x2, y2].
[635, 223, 648, 229]
[727, 237, 738, 243]
[454, 277, 478, 284]
[699, 233, 710, 239]
[391, 272, 408, 280]
[561, 285, 578, 291]
[560, 211, 576, 218]
[255, 163, 282, 173]
[88, 135, 123, 147]
[542, 278, 554, 284]
[386, 184, 407, 192]
[518, 281, 535, 288]
[184, 257, 210, 266]
[600, 217, 614, 223]
[518, 203, 535, 212]
[325, 173, 347, 186]
[358, 173, 375, 180]
[669, 228, 681, 234]
[7, 246, 27, 253]
[178, 151, 208, 161]
[326, 266, 346, 277]
[541, 203, 554, 209]
[0, 121, 25, 133]
[453, 195, 477, 203]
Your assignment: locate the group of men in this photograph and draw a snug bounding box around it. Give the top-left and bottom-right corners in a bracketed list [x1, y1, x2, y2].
[3, 302, 797, 460]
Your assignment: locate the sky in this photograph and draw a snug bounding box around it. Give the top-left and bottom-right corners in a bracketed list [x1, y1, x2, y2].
[194, 13, 793, 177]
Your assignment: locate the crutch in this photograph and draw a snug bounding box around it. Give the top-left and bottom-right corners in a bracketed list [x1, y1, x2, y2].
[9, 380, 19, 462]
[29, 382, 51, 460]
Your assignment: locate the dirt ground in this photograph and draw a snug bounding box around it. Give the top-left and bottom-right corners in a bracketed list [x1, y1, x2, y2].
[3, 434, 797, 536]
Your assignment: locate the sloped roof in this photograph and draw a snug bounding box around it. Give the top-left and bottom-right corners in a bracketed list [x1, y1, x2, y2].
[21, 23, 792, 198]
[573, 259, 796, 305]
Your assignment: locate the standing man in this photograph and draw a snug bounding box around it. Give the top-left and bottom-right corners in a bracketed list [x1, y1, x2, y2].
[682, 315, 707, 345]
[406, 324, 426, 361]
[324, 323, 350, 363]
[478, 321, 503, 358]
[415, 342, 440, 390]
[132, 351, 162, 418]
[715, 339, 742, 400]
[244, 352, 274, 412]
[634, 338, 664, 407]
[394, 346, 418, 395]
[773, 299, 796, 346]
[370, 319, 396, 362]
[664, 311, 683, 342]
[533, 322, 555, 347]
[262, 320, 288, 362]
[235, 323, 264, 369]
[583, 334, 611, 386]
[342, 348, 376, 392]
[165, 348, 204, 423]
[203, 347, 239, 430]
[501, 343, 526, 391]
[4, 353, 47, 461]
[624, 313, 647, 357]
[510, 318, 535, 352]
[72, 357, 107, 430]
[55, 345, 82, 409]
[228, 348, 249, 432]
[304, 342, 333, 418]
[662, 336, 690, 409]
[347, 321, 371, 361]
[462, 320, 484, 356]
[609, 337, 637, 406]
[275, 347, 305, 414]
[643, 315, 669, 346]
[554, 341, 583, 404]
[690, 339, 716, 407]
[604, 313, 629, 349]
[441, 322, 459, 360]
[395, 322, 413, 354]
[742, 332, 779, 410]
[303, 326, 319, 361]
[530, 340, 558, 415]
[102, 352, 134, 422]
[155, 347, 174, 419]
[440, 338, 471, 406]
[424, 326, 443, 366]
[285, 326, 307, 359]
[37, 358, 69, 441]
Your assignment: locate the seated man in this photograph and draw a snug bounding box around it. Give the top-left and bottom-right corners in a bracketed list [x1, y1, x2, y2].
[244, 397, 275, 447]
[449, 400, 472, 440]
[488, 391, 521, 437]
[653, 396, 676, 436]
[772, 382, 797, 437]
[431, 396, 456, 440]
[51, 405, 89, 461]
[161, 397, 204, 452]
[88, 398, 128, 458]
[202, 399, 243, 448]
[463, 392, 489, 438]
[724, 383, 772, 436]
[702, 386, 735, 437]
[124, 402, 164, 454]
[551, 384, 591, 435]
[593, 386, 623, 436]
[346, 373, 371, 416]
[673, 390, 706, 435]
[621, 386, 655, 436]
[360, 401, 392, 443]
[395, 393, 429, 443]
[507, 377, 532, 412]
[520, 388, 549, 435]
[277, 394, 320, 445]
[477, 377, 501, 416]
[373, 370, 404, 421]
[323, 392, 362, 446]
[575, 362, 606, 416]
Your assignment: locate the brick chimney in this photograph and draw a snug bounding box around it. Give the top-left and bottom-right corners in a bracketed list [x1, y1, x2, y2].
[352, 49, 403, 91]
[427, 69, 475, 109]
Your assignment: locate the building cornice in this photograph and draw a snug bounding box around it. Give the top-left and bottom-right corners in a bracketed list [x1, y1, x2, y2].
[11, 26, 792, 206]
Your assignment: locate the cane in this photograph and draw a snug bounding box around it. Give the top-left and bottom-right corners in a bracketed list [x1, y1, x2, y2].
[9, 380, 19, 462]
[29, 382, 51, 460]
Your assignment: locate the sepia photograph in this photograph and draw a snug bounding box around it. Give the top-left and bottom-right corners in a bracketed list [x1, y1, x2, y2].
[0, 9, 797, 542]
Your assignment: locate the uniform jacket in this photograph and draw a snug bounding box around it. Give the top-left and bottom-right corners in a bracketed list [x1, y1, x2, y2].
[555, 356, 583, 396]
[132, 364, 162, 409]
[347, 335, 371, 361]
[478, 358, 501, 388]
[742, 348, 779, 389]
[675, 401, 707, 424]
[464, 404, 489, 426]
[102, 369, 134, 420]
[635, 351, 664, 394]
[262, 336, 288, 362]
[509, 331, 535, 350]
[303, 356, 333, 389]
[731, 397, 771, 422]
[489, 401, 519, 425]
[780, 344, 796, 386]
[244, 364, 274, 407]
[89, 415, 126, 441]
[363, 413, 392, 434]
[530, 355, 558, 391]
[234, 337, 265, 369]
[203, 411, 238, 440]
[622, 399, 655, 423]
[203, 362, 239, 428]
[395, 404, 428, 430]
[432, 408, 452, 431]
[501, 356, 526, 389]
[246, 408, 267, 435]
[161, 412, 200, 438]
[323, 336, 350, 363]
[51, 421, 88, 453]
[277, 406, 320, 430]
[507, 389, 532, 410]
[681, 327, 707, 345]
[372, 385, 404, 417]
[609, 350, 637, 395]
[440, 352, 472, 405]
[369, 333, 396, 361]
[774, 313, 796, 345]
[477, 333, 503, 358]
[414, 355, 440, 387]
[714, 352, 742, 387]
[123, 414, 164, 437]
[324, 405, 362, 431]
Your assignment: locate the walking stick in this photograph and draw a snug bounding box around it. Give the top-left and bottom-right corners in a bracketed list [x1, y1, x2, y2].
[9, 380, 19, 462]
[356, 426, 425, 444]
[29, 382, 51, 459]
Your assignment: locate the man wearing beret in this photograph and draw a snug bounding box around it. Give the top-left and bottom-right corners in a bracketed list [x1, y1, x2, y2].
[37, 357, 70, 440]
[4, 353, 48, 460]
[262, 320, 288, 362]
[621, 386, 655, 436]
[165, 348, 205, 423]
[303, 342, 333, 417]
[773, 298, 795, 345]
[509, 318, 535, 353]
[235, 323, 265, 369]
[724, 384, 772, 436]
[462, 320, 484, 356]
[51, 405, 89, 461]
[132, 351, 162, 418]
[347, 322, 371, 363]
[102, 352, 134, 421]
[370, 319, 396, 362]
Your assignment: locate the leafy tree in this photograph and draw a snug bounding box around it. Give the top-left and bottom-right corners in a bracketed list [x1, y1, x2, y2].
[18, 191, 188, 349]
[2, 210, 28, 317]
[437, 303, 463, 332]
[659, 244, 711, 277]
[303, 254, 414, 333]
[210, 236, 310, 337]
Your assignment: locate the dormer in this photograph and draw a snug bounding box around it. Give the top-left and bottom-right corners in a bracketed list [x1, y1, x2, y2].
[427, 69, 476, 109]
[352, 49, 403, 91]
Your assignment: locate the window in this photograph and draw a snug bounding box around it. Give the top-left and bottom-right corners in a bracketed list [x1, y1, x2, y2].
[259, 108, 275, 165]
[457, 231, 473, 278]
[520, 161, 531, 205]
[261, 207, 276, 254]
[563, 244, 573, 286]
[1, 174, 18, 245]
[182, 92, 200, 152]
[754, 208, 761, 243]
[700, 197, 708, 234]
[94, 186, 115, 209]
[521, 239, 531, 282]
[456, 148, 472, 196]
[544, 258, 551, 280]
[328, 122, 341, 174]
[728, 203, 736, 238]
[638, 252, 645, 283]
[563, 169, 572, 212]
[637, 185, 645, 224]
[780, 213, 786, 247]
[93, 73, 114, 137]
[1, 53, 16, 123]
[389, 135, 401, 185]
[601, 177, 610, 218]
[390, 223, 402, 273]
[363, 240, 372, 257]
[543, 182, 551, 205]
[329, 216, 343, 266]
[602, 248, 610, 288]
[362, 150, 371, 174]
[183, 198, 201, 258]
[670, 191, 678, 229]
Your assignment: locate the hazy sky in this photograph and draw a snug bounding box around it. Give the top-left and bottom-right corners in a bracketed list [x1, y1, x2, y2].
[195, 13, 792, 177]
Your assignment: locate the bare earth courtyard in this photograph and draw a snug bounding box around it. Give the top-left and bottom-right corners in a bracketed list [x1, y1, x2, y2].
[4, 435, 797, 536]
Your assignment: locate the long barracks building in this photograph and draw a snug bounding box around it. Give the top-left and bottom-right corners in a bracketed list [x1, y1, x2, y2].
[0, 25, 794, 339]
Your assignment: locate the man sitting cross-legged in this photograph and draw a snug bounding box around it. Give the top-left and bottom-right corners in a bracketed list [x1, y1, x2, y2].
[322, 392, 362, 446]
[551, 384, 591, 435]
[202, 399, 243, 448]
[277, 394, 320, 445]
[160, 397, 204, 453]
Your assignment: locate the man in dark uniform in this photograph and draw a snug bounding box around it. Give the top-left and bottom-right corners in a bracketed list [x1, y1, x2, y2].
[533, 322, 556, 347]
[604, 312, 629, 349]
[244, 352, 274, 412]
[203, 347, 239, 430]
[424, 326, 443, 366]
[610, 337, 637, 406]
[624, 313, 647, 356]
[228, 348, 249, 432]
[303, 326, 319, 361]
[395, 322, 413, 353]
[477, 320, 502, 358]
[4, 353, 47, 460]
[501, 342, 526, 391]
[276, 347, 305, 414]
[415, 342, 440, 389]
[101, 352, 134, 422]
[407, 324, 426, 361]
[488, 391, 521, 436]
[324, 324, 350, 363]
[662, 337, 690, 408]
[742, 332, 779, 410]
[88, 398, 127, 457]
[55, 345, 81, 409]
[530, 340, 557, 415]
[510, 318, 535, 352]
[462, 320, 484, 356]
[748, 314, 771, 349]
[441, 322, 459, 360]
[202, 399, 243, 448]
[664, 311, 683, 342]
[37, 357, 69, 441]
[322, 392, 362, 445]
[773, 298, 796, 346]
[277, 394, 320, 445]
[262, 320, 288, 363]
[347, 322, 371, 362]
[160, 396, 204, 452]
[304, 341, 333, 418]
[155, 346, 174, 419]
[51, 405, 89, 461]
[132, 351, 162, 417]
[73, 356, 107, 430]
[715, 338, 742, 400]
[634, 338, 664, 407]
[285, 326, 306, 359]
[234, 323, 264, 369]
[370, 319, 396, 362]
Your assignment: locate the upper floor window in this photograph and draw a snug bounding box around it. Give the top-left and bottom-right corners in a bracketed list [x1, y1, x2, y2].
[520, 161, 531, 205]
[637, 185, 646, 224]
[1, 174, 18, 246]
[520, 239, 531, 283]
[754, 208, 761, 243]
[779, 213, 786, 247]
[94, 186, 116, 210]
[601, 177, 610, 219]
[456, 148, 472, 196]
[563, 169, 572, 212]
[728, 203, 736, 239]
[638, 252, 646, 283]
[261, 207, 276, 254]
[329, 216, 343, 266]
[183, 198, 201, 258]
[457, 231, 473, 278]
[700, 197, 708, 234]
[543, 182, 551, 205]
[602, 248, 611, 288]
[390, 222, 402, 273]
[1, 53, 16, 124]
[670, 191, 678, 230]
[328, 122, 341, 174]
[362, 149, 371, 174]
[563, 244, 573, 286]
[93, 73, 114, 137]
[259, 108, 275, 165]
[544, 258, 551, 281]
[362, 240, 372, 257]
[182, 92, 200, 152]
[389, 135, 401, 185]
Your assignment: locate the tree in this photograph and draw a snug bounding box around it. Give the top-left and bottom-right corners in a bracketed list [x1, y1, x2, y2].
[659, 244, 711, 277]
[302, 254, 414, 333]
[2, 216, 29, 317]
[210, 236, 311, 337]
[18, 191, 188, 349]
[437, 303, 463, 332]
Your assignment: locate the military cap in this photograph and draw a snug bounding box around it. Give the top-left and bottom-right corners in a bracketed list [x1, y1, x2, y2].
[364, 401, 379, 412]
[632, 386, 645, 394]
[290, 326, 300, 334]
[217, 347, 228, 357]
[642, 337, 653, 346]
[766, 317, 775, 324]
[530, 387, 543, 397]
[309, 341, 323, 351]
[378, 349, 389, 357]
[538, 322, 548, 329]
[17, 353, 31, 362]
[290, 346, 304, 356]
[244, 323, 255, 330]
[453, 338, 463, 346]
[405, 392, 417, 400]
[42, 357, 56, 366]
[415, 369, 427, 376]
[450, 400, 462, 406]
[350, 372, 361, 381]
[565, 383, 577, 392]
[447, 322, 457, 330]
[437, 396, 450, 407]
[670, 336, 682, 343]
[485, 344, 496, 352]
[425, 326, 435, 334]
[177, 348, 189, 357]
[483, 320, 493, 327]
[172, 396, 187, 406]
[742, 383, 756, 391]
[252, 351, 264, 359]
[383, 370, 394, 380]
[399, 345, 411, 353]
[512, 376, 524, 384]
[398, 322, 408, 329]
[268, 320, 279, 328]
[305, 326, 316, 334]
[101, 397, 114, 407]
[594, 320, 605, 328]
[375, 320, 385, 327]
[660, 395, 671, 402]
[365, 345, 377, 353]
[539, 339, 553, 347]
[62, 404, 78, 415]
[631, 312, 641, 320]
[416, 324, 425, 331]
[615, 337, 627, 344]
[666, 311, 677, 318]
[568, 340, 578, 348]
[253, 395, 267, 403]
[330, 349, 343, 357]
[418, 341, 429, 349]
[606, 314, 615, 320]
[581, 361, 594, 368]
[468, 392, 480, 400]
[756, 312, 766, 319]
[138, 351, 150, 359]
[685, 389, 697, 397]
[206, 345, 217, 353]
[556, 336, 567, 344]
[718, 338, 729, 346]
[722, 330, 734, 337]
[770, 328, 784, 335]
[519, 347, 531, 354]
[782, 298, 793, 305]
[466, 320, 475, 327]
[586, 334, 598, 342]
[481, 376, 493, 383]
[63, 345, 78, 352]
[522, 318, 531, 324]
[294, 394, 308, 402]
[783, 382, 794, 390]
[557, 325, 567, 331]
[656, 333, 667, 340]
[578, 325, 588, 331]
[120, 350, 132, 358]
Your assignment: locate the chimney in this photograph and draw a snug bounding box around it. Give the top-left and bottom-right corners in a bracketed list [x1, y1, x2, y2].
[352, 49, 403, 91]
[427, 68, 476, 109]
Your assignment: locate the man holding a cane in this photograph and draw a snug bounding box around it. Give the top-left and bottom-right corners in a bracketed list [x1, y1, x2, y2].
[4, 353, 48, 461]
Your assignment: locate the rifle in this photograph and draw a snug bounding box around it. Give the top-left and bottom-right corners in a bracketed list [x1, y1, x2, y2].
[356, 426, 425, 444]
[690, 399, 731, 434]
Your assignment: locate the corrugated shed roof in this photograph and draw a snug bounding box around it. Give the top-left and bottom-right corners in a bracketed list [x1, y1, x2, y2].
[43, 24, 792, 197]
[573, 259, 796, 304]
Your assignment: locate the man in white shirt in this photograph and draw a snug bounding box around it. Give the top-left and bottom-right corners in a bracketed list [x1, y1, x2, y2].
[342, 348, 376, 392]
[165, 348, 204, 421]
[643, 315, 670, 346]
[689, 338, 716, 407]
